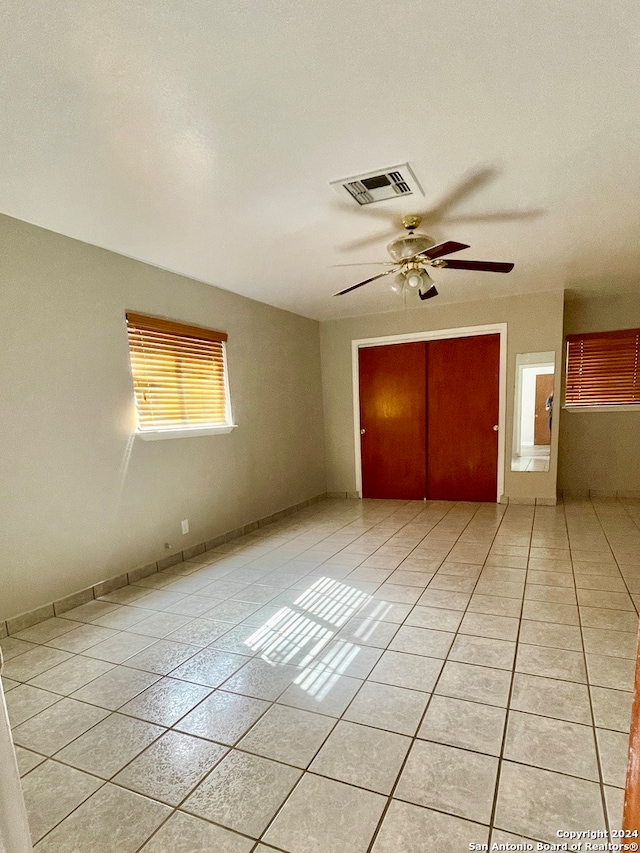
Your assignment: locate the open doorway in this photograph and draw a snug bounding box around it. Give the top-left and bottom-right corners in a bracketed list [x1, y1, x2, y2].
[511, 352, 555, 472]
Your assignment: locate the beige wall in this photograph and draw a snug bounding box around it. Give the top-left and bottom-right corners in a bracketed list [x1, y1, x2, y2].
[559, 292, 640, 494]
[0, 214, 326, 621]
[319, 290, 565, 503]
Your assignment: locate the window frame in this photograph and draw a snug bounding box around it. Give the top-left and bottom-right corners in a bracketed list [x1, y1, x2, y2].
[125, 312, 237, 440]
[564, 327, 640, 411]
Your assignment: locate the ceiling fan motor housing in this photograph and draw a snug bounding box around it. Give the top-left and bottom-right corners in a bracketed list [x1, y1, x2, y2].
[387, 232, 435, 262]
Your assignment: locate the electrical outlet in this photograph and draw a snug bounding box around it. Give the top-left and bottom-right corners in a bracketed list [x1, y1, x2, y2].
[181, 519, 189, 535]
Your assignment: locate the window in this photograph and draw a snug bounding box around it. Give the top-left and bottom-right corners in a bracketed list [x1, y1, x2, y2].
[565, 328, 640, 407]
[126, 312, 235, 437]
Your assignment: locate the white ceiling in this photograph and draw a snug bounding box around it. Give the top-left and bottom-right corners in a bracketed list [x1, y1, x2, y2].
[1, 1, 639, 320]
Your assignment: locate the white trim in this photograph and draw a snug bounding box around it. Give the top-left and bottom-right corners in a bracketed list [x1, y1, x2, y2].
[221, 340, 235, 427]
[512, 352, 555, 461]
[137, 424, 237, 441]
[351, 323, 508, 501]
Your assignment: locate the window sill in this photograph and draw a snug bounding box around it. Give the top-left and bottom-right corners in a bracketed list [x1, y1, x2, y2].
[563, 405, 639, 412]
[136, 425, 238, 441]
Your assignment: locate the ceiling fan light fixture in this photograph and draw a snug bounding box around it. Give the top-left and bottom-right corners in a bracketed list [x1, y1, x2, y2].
[405, 270, 423, 289]
[390, 276, 405, 294]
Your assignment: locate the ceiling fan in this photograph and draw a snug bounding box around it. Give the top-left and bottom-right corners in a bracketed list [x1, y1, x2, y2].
[333, 214, 514, 300]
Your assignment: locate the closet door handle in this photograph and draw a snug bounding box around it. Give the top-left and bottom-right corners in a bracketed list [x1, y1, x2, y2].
[493, 425, 499, 431]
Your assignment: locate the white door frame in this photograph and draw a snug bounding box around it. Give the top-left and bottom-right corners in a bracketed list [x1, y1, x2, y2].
[351, 323, 508, 501]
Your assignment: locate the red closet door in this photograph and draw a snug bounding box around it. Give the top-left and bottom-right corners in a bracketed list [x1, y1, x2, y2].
[426, 334, 500, 502]
[359, 342, 427, 499]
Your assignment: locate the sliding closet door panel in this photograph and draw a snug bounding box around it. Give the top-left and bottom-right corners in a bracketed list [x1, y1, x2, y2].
[359, 342, 427, 499]
[426, 334, 500, 502]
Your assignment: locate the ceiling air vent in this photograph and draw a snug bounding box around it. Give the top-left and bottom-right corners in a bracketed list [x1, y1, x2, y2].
[331, 163, 423, 205]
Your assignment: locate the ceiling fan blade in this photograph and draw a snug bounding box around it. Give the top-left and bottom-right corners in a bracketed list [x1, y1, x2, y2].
[416, 240, 470, 260]
[441, 208, 544, 225]
[418, 285, 439, 301]
[440, 260, 514, 273]
[330, 198, 397, 223]
[333, 268, 397, 296]
[330, 262, 394, 267]
[420, 166, 498, 223]
[337, 228, 398, 252]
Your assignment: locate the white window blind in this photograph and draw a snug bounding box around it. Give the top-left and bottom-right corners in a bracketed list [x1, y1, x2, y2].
[565, 328, 640, 406]
[126, 312, 232, 430]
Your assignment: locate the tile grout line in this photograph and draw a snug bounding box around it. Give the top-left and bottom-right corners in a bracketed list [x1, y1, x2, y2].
[2, 493, 333, 637]
[248, 499, 462, 850]
[249, 499, 469, 851]
[363, 501, 507, 852]
[586, 498, 640, 830]
[568, 503, 613, 837]
[13, 499, 369, 851]
[7, 503, 338, 846]
[168, 498, 434, 850]
[486, 502, 535, 844]
[16, 500, 502, 850]
[590, 500, 640, 617]
[7, 497, 638, 849]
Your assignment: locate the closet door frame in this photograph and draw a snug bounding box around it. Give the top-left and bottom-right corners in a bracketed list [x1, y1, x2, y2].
[351, 323, 508, 502]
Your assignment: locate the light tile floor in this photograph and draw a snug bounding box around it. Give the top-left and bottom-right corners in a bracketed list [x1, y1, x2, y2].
[2, 496, 639, 852]
[511, 446, 551, 473]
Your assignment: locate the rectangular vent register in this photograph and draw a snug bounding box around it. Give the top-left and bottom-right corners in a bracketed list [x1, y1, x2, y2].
[331, 163, 423, 205]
